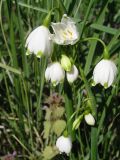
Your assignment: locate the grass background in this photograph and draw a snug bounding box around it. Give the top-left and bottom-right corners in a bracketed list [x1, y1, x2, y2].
[0, 0, 120, 159]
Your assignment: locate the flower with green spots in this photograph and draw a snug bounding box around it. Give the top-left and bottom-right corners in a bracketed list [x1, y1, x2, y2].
[92, 59, 117, 88]
[45, 62, 65, 86]
[56, 135, 72, 154]
[25, 26, 53, 58]
[51, 14, 79, 45]
[66, 65, 78, 83]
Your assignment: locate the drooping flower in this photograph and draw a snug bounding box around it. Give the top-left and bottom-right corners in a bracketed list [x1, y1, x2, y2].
[66, 65, 78, 83]
[56, 136, 72, 154]
[92, 59, 117, 88]
[45, 62, 65, 86]
[25, 26, 53, 58]
[84, 113, 95, 126]
[51, 14, 79, 45]
[61, 54, 72, 71]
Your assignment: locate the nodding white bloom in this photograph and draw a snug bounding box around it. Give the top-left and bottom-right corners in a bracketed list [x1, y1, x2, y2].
[93, 59, 117, 88]
[56, 136, 72, 154]
[66, 65, 78, 83]
[45, 62, 65, 86]
[51, 14, 79, 45]
[25, 26, 53, 58]
[84, 113, 95, 126]
[61, 55, 72, 71]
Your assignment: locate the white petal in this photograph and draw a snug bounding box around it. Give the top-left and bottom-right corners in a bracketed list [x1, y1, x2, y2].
[56, 136, 72, 154]
[25, 26, 53, 56]
[45, 64, 52, 81]
[61, 14, 75, 25]
[66, 65, 78, 83]
[51, 15, 79, 45]
[93, 59, 117, 87]
[51, 23, 67, 44]
[50, 62, 65, 84]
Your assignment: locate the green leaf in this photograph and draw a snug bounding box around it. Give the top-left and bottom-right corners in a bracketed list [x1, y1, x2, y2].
[90, 23, 117, 35]
[52, 120, 66, 136]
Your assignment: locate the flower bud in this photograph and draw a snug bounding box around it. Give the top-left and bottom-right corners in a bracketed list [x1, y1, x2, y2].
[56, 136, 72, 154]
[61, 55, 72, 71]
[66, 65, 78, 83]
[45, 62, 65, 86]
[84, 113, 95, 126]
[93, 59, 117, 88]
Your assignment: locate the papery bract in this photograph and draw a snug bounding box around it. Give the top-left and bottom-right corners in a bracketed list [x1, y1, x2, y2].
[51, 14, 79, 45]
[25, 26, 53, 58]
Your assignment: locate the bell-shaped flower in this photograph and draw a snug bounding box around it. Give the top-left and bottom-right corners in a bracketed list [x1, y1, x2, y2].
[84, 113, 95, 126]
[61, 54, 72, 71]
[92, 59, 117, 88]
[66, 65, 78, 83]
[45, 62, 65, 86]
[25, 26, 53, 58]
[56, 136, 72, 154]
[51, 14, 79, 45]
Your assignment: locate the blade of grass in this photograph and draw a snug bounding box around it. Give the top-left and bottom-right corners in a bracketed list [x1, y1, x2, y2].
[84, 0, 110, 75]
[0, 62, 21, 75]
[90, 23, 117, 35]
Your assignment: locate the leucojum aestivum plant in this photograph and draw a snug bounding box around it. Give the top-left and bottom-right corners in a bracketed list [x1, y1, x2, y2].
[25, 10, 117, 160]
[0, 1, 119, 160]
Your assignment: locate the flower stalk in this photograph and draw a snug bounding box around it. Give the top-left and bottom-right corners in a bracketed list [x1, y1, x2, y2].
[79, 65, 97, 160]
[64, 79, 75, 141]
[80, 37, 109, 59]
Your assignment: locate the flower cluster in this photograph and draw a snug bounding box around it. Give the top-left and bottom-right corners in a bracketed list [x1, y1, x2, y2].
[45, 56, 78, 86]
[25, 14, 79, 58]
[25, 13, 117, 88]
[25, 12, 118, 156]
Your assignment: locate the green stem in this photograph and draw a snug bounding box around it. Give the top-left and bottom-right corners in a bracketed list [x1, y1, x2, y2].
[79, 65, 97, 160]
[80, 37, 109, 59]
[64, 79, 75, 141]
[37, 57, 47, 128]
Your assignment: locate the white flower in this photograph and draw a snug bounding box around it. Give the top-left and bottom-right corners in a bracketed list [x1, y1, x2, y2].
[56, 136, 72, 154]
[25, 26, 53, 58]
[45, 62, 65, 86]
[93, 59, 117, 88]
[51, 14, 79, 45]
[61, 54, 72, 71]
[66, 65, 78, 83]
[84, 113, 95, 126]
